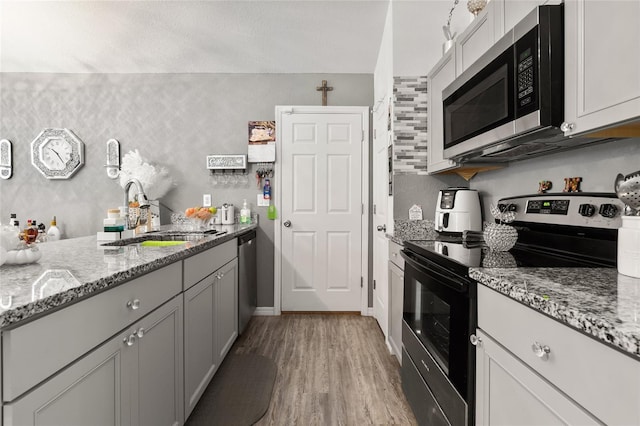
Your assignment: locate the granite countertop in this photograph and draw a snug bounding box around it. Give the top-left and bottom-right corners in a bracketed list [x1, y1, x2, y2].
[0, 223, 256, 329]
[470, 267, 640, 360]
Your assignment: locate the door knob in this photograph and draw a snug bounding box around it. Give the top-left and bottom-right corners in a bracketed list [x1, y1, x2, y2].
[284, 220, 292, 227]
[377, 224, 386, 232]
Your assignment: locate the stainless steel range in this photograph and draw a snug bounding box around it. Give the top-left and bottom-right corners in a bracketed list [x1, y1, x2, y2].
[400, 192, 623, 426]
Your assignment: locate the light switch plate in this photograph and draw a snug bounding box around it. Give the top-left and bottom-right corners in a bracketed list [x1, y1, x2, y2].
[203, 194, 212, 207]
[257, 194, 270, 207]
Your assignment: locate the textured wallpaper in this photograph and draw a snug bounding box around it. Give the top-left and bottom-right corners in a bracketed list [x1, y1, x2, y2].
[0, 72, 373, 306]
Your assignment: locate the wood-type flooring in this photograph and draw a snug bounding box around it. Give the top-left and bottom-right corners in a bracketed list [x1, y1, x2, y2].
[232, 314, 418, 425]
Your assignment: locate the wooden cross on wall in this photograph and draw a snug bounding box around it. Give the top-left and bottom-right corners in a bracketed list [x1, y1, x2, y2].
[316, 80, 333, 106]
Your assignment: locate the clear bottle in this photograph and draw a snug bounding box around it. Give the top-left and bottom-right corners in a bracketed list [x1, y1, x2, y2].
[47, 216, 61, 241]
[23, 220, 38, 244]
[240, 199, 251, 224]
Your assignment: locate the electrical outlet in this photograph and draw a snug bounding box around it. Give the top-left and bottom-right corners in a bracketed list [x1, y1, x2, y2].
[203, 194, 212, 207]
[257, 194, 270, 207]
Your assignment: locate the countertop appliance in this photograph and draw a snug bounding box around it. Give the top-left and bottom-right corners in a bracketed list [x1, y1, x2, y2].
[238, 230, 257, 335]
[400, 192, 622, 426]
[435, 188, 482, 235]
[221, 204, 235, 225]
[442, 5, 609, 163]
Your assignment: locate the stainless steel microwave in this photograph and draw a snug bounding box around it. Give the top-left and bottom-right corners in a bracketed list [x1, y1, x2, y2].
[442, 5, 569, 163]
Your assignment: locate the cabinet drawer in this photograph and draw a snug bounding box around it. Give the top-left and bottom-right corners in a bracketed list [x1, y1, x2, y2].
[478, 285, 640, 425]
[183, 239, 236, 290]
[388, 241, 404, 269]
[2, 262, 182, 402]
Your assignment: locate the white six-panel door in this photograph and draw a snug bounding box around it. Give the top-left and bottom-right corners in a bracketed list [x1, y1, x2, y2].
[278, 108, 366, 312]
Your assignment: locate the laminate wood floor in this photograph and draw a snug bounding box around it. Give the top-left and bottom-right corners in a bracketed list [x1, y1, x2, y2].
[232, 314, 418, 426]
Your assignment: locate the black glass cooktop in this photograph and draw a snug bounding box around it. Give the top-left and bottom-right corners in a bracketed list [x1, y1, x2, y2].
[404, 234, 616, 271]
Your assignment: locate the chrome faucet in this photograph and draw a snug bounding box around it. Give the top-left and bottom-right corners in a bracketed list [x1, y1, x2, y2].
[123, 178, 150, 229]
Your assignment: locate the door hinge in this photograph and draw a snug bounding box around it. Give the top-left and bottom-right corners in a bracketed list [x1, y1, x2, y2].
[373, 279, 376, 290]
[362, 129, 365, 143]
[373, 204, 377, 214]
[362, 203, 364, 215]
[361, 277, 363, 288]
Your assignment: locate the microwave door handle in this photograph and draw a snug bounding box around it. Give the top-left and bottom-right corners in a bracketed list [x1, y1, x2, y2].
[400, 250, 467, 293]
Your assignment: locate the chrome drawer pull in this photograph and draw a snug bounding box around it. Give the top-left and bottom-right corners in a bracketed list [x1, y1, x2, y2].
[531, 341, 551, 360]
[420, 359, 430, 372]
[136, 327, 145, 339]
[123, 334, 136, 347]
[126, 299, 141, 310]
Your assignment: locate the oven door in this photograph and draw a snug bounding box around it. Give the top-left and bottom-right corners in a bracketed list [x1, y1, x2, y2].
[401, 249, 474, 400]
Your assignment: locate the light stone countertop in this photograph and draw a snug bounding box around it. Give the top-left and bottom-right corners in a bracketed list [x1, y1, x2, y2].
[0, 223, 256, 329]
[470, 267, 640, 360]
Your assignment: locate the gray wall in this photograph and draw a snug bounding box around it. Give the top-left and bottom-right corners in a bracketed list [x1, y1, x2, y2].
[470, 138, 640, 220]
[0, 72, 373, 307]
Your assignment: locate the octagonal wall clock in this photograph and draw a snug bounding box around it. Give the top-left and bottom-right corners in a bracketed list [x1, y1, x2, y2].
[31, 128, 85, 179]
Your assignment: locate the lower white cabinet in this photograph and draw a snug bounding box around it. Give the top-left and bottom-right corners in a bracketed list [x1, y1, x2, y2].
[184, 258, 238, 419]
[388, 242, 404, 362]
[3, 296, 184, 426]
[475, 329, 599, 426]
[476, 285, 640, 425]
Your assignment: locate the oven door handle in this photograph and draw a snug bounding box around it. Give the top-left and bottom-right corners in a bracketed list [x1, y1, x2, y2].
[400, 250, 468, 293]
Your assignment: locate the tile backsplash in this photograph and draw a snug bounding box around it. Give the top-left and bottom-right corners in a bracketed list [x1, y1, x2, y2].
[393, 76, 428, 175]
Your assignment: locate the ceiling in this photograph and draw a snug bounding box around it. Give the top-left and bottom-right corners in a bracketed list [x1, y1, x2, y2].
[0, 0, 393, 74]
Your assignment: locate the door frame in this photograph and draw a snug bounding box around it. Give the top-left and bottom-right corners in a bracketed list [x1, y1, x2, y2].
[273, 105, 370, 315]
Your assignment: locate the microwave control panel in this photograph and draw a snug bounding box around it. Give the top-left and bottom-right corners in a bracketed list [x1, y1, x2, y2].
[515, 27, 538, 114]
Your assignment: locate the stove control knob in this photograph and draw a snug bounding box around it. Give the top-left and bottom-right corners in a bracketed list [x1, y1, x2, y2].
[599, 204, 618, 218]
[578, 203, 595, 217]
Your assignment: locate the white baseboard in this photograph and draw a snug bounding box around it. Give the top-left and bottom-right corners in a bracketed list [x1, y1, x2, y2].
[365, 307, 373, 316]
[253, 307, 277, 316]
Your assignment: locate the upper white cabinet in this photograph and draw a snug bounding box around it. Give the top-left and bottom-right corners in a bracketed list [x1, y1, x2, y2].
[492, 0, 549, 37]
[456, 1, 498, 75]
[427, 45, 459, 174]
[564, 0, 640, 135]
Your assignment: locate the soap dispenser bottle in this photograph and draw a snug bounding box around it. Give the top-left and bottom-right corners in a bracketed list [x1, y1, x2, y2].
[47, 216, 61, 241]
[240, 199, 251, 224]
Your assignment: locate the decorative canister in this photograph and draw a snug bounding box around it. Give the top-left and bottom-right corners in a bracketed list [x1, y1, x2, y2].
[484, 223, 518, 251]
[618, 216, 640, 278]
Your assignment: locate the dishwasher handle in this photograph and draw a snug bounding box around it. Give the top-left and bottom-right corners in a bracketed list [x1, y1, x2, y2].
[238, 229, 257, 245]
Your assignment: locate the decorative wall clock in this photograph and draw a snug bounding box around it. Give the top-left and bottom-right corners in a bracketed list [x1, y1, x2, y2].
[31, 128, 85, 179]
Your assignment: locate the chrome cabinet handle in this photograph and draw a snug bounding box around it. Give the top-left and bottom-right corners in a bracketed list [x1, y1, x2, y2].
[136, 328, 145, 339]
[531, 341, 551, 360]
[420, 359, 430, 372]
[126, 299, 141, 310]
[470, 334, 482, 346]
[283, 220, 292, 228]
[377, 225, 387, 232]
[560, 122, 575, 132]
[123, 334, 136, 347]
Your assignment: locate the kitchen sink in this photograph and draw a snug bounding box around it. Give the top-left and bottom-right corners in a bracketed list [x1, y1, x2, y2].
[101, 233, 207, 247]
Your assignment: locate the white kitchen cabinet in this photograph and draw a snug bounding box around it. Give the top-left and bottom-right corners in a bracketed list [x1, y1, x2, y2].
[184, 257, 238, 419]
[455, 1, 497, 76]
[427, 44, 459, 175]
[388, 241, 404, 363]
[474, 329, 599, 426]
[492, 0, 549, 38]
[477, 285, 640, 425]
[2, 262, 182, 402]
[4, 296, 184, 426]
[564, 0, 640, 135]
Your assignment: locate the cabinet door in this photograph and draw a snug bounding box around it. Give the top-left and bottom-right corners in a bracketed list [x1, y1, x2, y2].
[492, 0, 548, 38]
[133, 296, 183, 426]
[4, 327, 130, 426]
[456, 1, 497, 75]
[475, 329, 599, 426]
[564, 0, 640, 135]
[388, 260, 404, 363]
[183, 274, 217, 419]
[427, 45, 459, 174]
[216, 258, 238, 364]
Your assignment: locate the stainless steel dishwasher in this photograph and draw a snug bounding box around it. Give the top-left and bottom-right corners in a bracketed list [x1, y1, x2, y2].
[238, 230, 257, 334]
